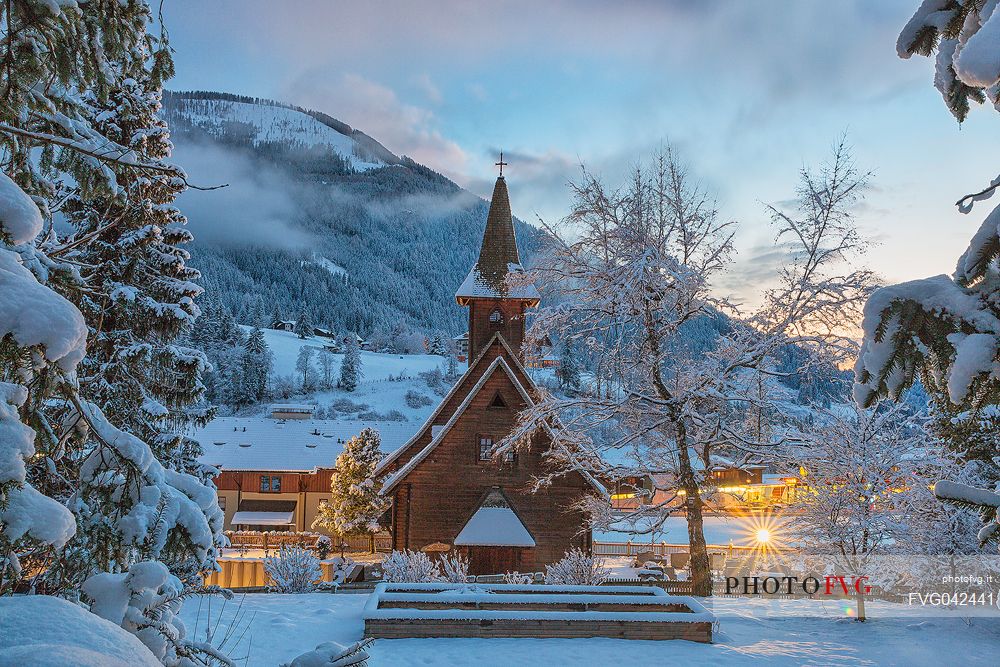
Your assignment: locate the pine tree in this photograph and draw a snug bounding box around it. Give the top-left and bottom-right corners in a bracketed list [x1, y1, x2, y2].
[242, 326, 272, 402]
[339, 336, 363, 392]
[0, 0, 222, 598]
[270, 304, 283, 328]
[857, 2, 1000, 544]
[428, 332, 448, 356]
[555, 339, 582, 393]
[295, 311, 314, 339]
[312, 428, 389, 552]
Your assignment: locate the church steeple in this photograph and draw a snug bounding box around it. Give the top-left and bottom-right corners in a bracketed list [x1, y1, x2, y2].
[473, 176, 520, 295]
[456, 164, 539, 362]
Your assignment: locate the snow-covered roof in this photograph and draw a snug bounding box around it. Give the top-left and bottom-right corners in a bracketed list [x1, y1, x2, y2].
[455, 507, 535, 547]
[761, 474, 793, 486]
[269, 403, 315, 414]
[454, 265, 541, 301]
[193, 417, 418, 472]
[231, 510, 296, 526]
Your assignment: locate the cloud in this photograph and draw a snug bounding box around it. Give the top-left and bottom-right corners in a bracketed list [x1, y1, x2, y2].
[411, 73, 442, 105]
[171, 140, 312, 249]
[284, 72, 468, 181]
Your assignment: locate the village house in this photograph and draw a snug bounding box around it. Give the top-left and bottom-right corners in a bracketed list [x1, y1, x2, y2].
[192, 411, 414, 534]
[374, 173, 607, 575]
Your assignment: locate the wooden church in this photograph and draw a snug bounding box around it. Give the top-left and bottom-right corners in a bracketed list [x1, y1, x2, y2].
[376, 170, 604, 575]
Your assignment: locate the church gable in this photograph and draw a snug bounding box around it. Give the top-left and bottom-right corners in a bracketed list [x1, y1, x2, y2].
[381, 353, 533, 493]
[377, 333, 536, 477]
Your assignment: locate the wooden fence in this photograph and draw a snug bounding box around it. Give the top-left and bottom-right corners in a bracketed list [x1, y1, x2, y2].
[204, 559, 359, 589]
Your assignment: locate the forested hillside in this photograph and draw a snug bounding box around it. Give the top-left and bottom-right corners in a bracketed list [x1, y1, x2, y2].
[163, 91, 543, 337]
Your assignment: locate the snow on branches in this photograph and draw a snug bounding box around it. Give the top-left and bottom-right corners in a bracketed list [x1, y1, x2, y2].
[83, 560, 234, 666]
[898, 0, 1000, 120]
[312, 428, 388, 540]
[498, 143, 873, 596]
[264, 545, 323, 593]
[544, 549, 610, 586]
[381, 550, 441, 583]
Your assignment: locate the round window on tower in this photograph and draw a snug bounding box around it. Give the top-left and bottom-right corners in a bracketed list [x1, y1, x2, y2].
[489, 308, 503, 324]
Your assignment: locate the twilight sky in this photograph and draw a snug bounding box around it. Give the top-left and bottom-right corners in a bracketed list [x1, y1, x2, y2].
[163, 0, 999, 304]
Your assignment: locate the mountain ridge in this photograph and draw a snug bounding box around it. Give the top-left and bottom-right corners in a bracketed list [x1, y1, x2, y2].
[163, 90, 544, 338]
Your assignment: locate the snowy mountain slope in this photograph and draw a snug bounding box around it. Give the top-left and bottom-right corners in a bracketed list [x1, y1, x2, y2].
[163, 91, 544, 337]
[164, 94, 390, 171]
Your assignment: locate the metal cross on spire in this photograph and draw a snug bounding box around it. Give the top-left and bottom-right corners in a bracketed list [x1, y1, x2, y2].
[495, 151, 508, 177]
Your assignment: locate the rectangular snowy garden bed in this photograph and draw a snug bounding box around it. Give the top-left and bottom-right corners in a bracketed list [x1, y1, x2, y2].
[363, 583, 714, 641]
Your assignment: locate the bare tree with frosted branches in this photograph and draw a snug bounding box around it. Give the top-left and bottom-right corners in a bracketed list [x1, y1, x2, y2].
[497, 142, 873, 596]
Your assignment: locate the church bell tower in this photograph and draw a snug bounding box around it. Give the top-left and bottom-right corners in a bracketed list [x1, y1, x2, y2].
[455, 155, 539, 362]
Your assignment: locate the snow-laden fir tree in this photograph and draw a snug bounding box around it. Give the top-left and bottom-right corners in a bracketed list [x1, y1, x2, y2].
[295, 311, 313, 339]
[0, 0, 224, 646]
[428, 332, 448, 356]
[856, 1, 1000, 546]
[498, 143, 873, 596]
[312, 428, 388, 552]
[339, 336, 362, 392]
[242, 326, 272, 403]
[555, 339, 583, 394]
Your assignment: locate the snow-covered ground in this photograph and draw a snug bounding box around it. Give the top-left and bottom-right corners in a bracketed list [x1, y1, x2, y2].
[177, 592, 1000, 666]
[258, 327, 451, 422]
[596, 515, 763, 547]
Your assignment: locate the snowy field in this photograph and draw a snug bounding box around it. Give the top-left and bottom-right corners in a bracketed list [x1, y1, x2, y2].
[177, 592, 1000, 666]
[256, 328, 451, 423]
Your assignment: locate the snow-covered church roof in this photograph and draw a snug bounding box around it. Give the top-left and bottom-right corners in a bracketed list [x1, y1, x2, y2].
[455, 176, 540, 303]
[192, 417, 417, 472]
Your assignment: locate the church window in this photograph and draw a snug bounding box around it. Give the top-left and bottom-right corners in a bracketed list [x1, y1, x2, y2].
[489, 392, 507, 408]
[479, 436, 493, 461]
[489, 309, 503, 324]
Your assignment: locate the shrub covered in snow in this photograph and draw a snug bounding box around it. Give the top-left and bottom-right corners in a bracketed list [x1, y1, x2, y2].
[381, 550, 441, 583]
[82, 560, 232, 666]
[544, 549, 611, 585]
[404, 390, 433, 409]
[501, 571, 534, 585]
[264, 545, 322, 593]
[439, 552, 469, 583]
[316, 535, 333, 560]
